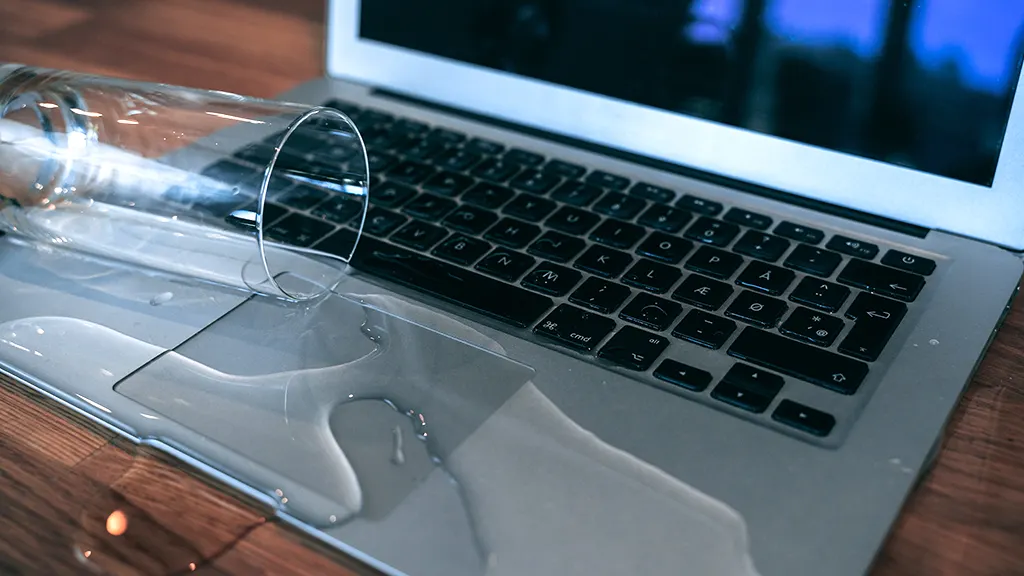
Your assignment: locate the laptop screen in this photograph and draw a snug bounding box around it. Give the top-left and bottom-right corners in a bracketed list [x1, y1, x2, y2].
[360, 1, 1024, 187]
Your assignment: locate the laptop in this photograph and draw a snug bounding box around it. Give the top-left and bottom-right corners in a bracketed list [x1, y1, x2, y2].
[1, 1, 1023, 575]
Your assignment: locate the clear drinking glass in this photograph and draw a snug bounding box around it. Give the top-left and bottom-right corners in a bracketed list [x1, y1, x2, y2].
[0, 64, 369, 300]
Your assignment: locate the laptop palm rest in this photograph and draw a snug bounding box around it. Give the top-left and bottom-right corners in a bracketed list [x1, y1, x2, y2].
[113, 287, 535, 532]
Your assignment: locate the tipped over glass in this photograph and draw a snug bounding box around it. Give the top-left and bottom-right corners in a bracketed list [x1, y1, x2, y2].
[0, 64, 369, 300]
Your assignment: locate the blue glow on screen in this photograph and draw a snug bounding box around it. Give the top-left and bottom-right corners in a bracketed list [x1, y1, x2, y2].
[910, 0, 1024, 94]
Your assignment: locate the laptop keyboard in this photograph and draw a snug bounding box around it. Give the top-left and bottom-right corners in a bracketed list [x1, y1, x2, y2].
[202, 98, 937, 442]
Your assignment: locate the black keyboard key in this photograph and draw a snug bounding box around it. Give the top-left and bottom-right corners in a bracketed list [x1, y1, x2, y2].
[551, 181, 602, 206]
[504, 148, 544, 166]
[392, 118, 430, 134]
[422, 172, 474, 197]
[881, 250, 936, 276]
[370, 182, 417, 208]
[388, 161, 435, 185]
[345, 236, 552, 328]
[724, 208, 772, 230]
[619, 292, 683, 331]
[723, 364, 785, 396]
[484, 218, 541, 249]
[732, 231, 791, 263]
[475, 248, 536, 281]
[637, 232, 693, 264]
[772, 401, 836, 437]
[534, 304, 615, 352]
[586, 171, 630, 191]
[547, 206, 600, 235]
[312, 196, 364, 225]
[570, 278, 632, 313]
[726, 291, 788, 328]
[323, 99, 361, 117]
[473, 158, 521, 182]
[623, 259, 683, 294]
[711, 382, 774, 413]
[826, 235, 879, 259]
[837, 259, 925, 302]
[543, 159, 587, 179]
[676, 194, 723, 216]
[574, 245, 633, 278]
[442, 205, 498, 235]
[363, 208, 408, 236]
[593, 192, 647, 220]
[789, 278, 850, 313]
[684, 217, 740, 247]
[775, 221, 824, 244]
[503, 195, 557, 222]
[265, 213, 335, 247]
[402, 194, 456, 221]
[390, 220, 448, 251]
[685, 246, 744, 279]
[431, 234, 491, 265]
[654, 360, 713, 392]
[672, 275, 734, 310]
[271, 184, 326, 211]
[366, 151, 398, 173]
[528, 231, 586, 263]
[201, 160, 259, 184]
[233, 143, 277, 165]
[462, 182, 515, 209]
[590, 219, 646, 249]
[672, 310, 737, 349]
[728, 328, 869, 394]
[522, 262, 582, 296]
[464, 138, 505, 156]
[735, 261, 796, 296]
[399, 139, 447, 162]
[426, 128, 467, 145]
[839, 292, 908, 361]
[638, 204, 692, 233]
[509, 169, 561, 195]
[434, 148, 482, 172]
[784, 244, 842, 277]
[629, 182, 674, 204]
[780, 307, 844, 347]
[356, 109, 394, 127]
[598, 327, 670, 371]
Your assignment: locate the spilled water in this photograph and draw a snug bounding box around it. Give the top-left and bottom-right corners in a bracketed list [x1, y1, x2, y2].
[0, 297, 763, 576]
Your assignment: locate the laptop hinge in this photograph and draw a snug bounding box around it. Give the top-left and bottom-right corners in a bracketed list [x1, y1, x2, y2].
[373, 88, 930, 240]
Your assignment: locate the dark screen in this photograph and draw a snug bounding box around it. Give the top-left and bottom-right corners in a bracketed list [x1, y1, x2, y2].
[361, 1, 1024, 186]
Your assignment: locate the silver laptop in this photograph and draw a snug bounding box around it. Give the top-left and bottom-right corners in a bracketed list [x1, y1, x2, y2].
[2, 1, 1023, 575]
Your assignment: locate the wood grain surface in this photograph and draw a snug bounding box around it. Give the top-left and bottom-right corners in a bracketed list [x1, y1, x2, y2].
[2, 1, 1024, 575]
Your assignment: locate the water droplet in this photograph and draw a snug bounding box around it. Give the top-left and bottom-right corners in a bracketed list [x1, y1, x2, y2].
[149, 291, 174, 306]
[929, 339, 940, 346]
[329, 514, 337, 523]
[391, 425, 405, 465]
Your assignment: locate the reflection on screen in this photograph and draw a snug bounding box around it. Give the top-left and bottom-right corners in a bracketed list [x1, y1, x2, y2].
[361, 0, 1024, 186]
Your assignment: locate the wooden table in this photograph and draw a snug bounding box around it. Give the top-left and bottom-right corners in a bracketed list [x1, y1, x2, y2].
[2, 1, 1023, 574]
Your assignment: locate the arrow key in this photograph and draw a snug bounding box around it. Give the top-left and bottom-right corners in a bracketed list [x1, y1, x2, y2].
[711, 382, 774, 413]
[772, 400, 836, 437]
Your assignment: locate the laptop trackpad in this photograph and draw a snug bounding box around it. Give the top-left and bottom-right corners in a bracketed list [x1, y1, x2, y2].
[114, 290, 534, 527]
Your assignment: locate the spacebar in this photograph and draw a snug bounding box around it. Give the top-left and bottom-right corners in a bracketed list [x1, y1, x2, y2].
[350, 236, 553, 328]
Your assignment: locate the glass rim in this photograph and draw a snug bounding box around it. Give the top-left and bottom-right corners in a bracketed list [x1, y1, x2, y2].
[255, 105, 370, 300]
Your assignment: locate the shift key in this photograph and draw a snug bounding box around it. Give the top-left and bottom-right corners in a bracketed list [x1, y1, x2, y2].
[728, 327, 869, 394]
[535, 304, 616, 352]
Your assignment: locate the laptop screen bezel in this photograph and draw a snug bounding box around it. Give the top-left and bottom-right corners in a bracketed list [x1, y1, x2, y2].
[326, 0, 1024, 250]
